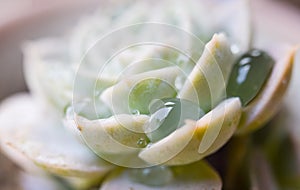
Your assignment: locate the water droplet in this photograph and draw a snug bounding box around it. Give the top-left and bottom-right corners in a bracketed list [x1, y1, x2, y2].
[236, 65, 251, 84]
[137, 138, 148, 148]
[146, 143, 153, 148]
[146, 98, 204, 142]
[128, 166, 173, 186]
[164, 101, 175, 107]
[131, 109, 140, 115]
[129, 78, 177, 114]
[250, 49, 262, 57]
[144, 107, 172, 134]
[239, 57, 252, 66]
[148, 99, 164, 114]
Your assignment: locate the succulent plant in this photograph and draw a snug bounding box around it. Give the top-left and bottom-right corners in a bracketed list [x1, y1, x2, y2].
[0, 0, 298, 189]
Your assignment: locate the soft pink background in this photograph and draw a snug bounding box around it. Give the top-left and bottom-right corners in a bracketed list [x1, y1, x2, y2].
[0, 0, 299, 189]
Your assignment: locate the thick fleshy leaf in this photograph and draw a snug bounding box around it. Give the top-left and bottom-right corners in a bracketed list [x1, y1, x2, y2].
[69, 0, 251, 68]
[23, 39, 73, 113]
[226, 49, 275, 106]
[76, 114, 149, 153]
[0, 94, 113, 178]
[145, 98, 205, 142]
[139, 98, 241, 165]
[235, 46, 297, 134]
[75, 114, 152, 168]
[23, 39, 116, 118]
[20, 172, 69, 190]
[110, 45, 176, 78]
[100, 161, 222, 190]
[20, 172, 103, 190]
[100, 66, 181, 114]
[178, 33, 235, 112]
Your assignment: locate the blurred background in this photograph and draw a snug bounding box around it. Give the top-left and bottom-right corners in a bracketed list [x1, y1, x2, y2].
[0, 1, 101, 189]
[0, 0, 299, 189]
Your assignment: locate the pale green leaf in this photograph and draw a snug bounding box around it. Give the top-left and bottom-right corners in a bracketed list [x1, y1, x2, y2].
[100, 161, 222, 190]
[139, 98, 241, 165]
[178, 33, 235, 112]
[0, 94, 113, 178]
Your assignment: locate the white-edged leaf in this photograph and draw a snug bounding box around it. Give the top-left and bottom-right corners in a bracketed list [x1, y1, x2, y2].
[75, 114, 152, 168]
[23, 39, 73, 113]
[100, 66, 181, 114]
[20, 172, 103, 190]
[236, 46, 297, 134]
[178, 33, 235, 112]
[139, 98, 241, 165]
[20, 172, 68, 190]
[0, 94, 113, 178]
[100, 160, 222, 190]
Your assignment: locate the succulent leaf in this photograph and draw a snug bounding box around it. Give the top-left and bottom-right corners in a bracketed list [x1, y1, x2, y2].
[179, 33, 235, 112]
[139, 97, 242, 165]
[0, 94, 113, 178]
[100, 161, 222, 190]
[101, 66, 181, 114]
